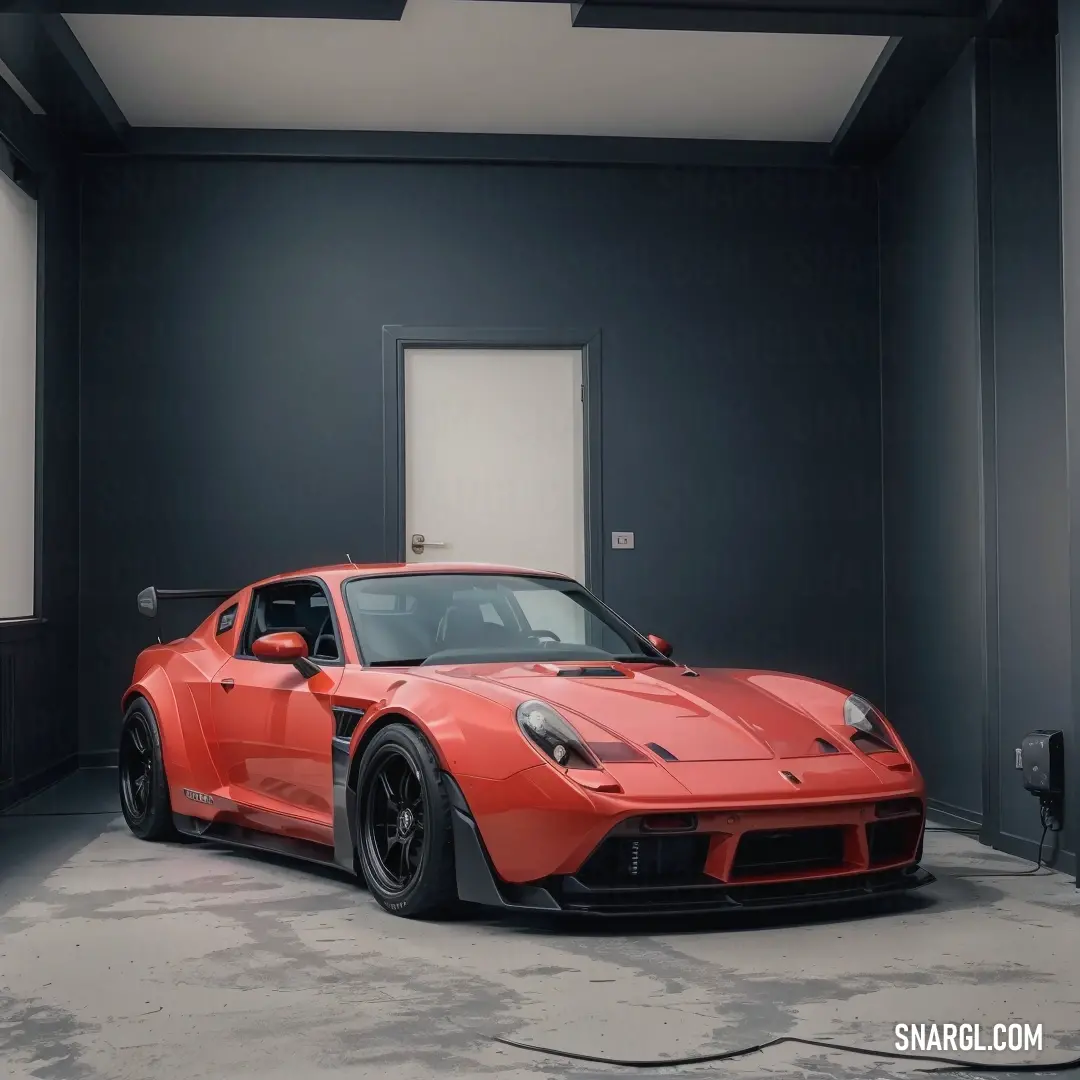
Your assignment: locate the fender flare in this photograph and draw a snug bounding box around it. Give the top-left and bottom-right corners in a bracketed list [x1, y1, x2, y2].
[121, 668, 190, 777]
[330, 719, 557, 909]
[441, 772, 560, 911]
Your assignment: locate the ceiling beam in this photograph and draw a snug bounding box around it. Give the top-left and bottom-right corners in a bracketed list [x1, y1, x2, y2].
[0, 1, 407, 15]
[569, 1, 982, 37]
[831, 0, 1056, 162]
[0, 53, 49, 170]
[119, 126, 839, 168]
[0, 12, 126, 148]
[830, 33, 971, 160]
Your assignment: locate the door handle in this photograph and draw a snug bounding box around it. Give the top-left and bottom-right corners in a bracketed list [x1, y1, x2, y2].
[410, 533, 447, 555]
[221, 678, 234, 692]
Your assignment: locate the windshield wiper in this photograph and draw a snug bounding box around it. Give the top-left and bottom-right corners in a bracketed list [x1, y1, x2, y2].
[368, 657, 427, 667]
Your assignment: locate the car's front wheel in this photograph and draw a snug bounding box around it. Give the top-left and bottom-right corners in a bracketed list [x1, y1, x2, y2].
[355, 723, 457, 918]
[118, 698, 177, 841]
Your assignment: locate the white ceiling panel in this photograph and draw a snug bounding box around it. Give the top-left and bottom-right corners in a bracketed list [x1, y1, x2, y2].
[64, 1, 887, 141]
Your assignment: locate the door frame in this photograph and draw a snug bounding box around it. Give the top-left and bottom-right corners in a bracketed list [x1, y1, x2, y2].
[381, 326, 605, 595]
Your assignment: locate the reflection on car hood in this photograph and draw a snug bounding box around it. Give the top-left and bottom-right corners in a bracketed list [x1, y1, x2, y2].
[430, 661, 860, 763]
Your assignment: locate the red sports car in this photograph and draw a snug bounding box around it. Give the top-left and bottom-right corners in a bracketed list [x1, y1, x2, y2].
[120, 563, 933, 918]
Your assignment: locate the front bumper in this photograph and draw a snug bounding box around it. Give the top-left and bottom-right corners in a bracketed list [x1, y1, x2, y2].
[445, 776, 935, 917]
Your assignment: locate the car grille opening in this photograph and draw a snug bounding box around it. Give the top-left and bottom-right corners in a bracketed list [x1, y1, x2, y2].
[867, 817, 921, 866]
[576, 835, 710, 888]
[875, 797, 922, 818]
[640, 813, 697, 833]
[730, 826, 845, 879]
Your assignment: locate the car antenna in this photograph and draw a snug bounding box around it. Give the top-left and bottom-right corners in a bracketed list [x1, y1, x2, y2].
[346, 553, 359, 568]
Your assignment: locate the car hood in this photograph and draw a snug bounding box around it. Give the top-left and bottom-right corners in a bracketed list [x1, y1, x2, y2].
[436, 662, 861, 763]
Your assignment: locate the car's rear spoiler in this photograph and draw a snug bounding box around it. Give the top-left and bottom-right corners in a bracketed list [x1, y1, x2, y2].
[137, 586, 236, 619]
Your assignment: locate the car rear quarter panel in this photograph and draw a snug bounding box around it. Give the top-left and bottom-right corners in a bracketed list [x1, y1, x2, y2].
[124, 638, 230, 798]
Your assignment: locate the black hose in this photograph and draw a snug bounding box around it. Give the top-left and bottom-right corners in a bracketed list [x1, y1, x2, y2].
[489, 1032, 1080, 1072]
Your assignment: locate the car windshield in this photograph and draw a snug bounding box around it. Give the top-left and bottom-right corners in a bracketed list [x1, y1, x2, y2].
[343, 573, 671, 668]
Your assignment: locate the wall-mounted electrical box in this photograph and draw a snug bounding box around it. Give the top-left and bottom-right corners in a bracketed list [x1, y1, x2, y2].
[1021, 729, 1064, 796]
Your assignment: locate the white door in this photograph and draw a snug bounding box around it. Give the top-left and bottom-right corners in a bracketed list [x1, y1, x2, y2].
[404, 348, 586, 580]
[0, 169, 38, 620]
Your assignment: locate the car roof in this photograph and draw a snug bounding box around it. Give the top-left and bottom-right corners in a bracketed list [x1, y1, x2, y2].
[249, 562, 570, 590]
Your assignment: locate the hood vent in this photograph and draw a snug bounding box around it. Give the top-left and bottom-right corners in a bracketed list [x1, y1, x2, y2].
[555, 665, 627, 678]
[852, 731, 895, 754]
[646, 741, 679, 762]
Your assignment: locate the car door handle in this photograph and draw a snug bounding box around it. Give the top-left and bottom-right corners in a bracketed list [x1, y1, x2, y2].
[221, 678, 234, 692]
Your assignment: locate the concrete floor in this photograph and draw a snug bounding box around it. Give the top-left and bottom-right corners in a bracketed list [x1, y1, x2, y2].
[1, 770, 1078, 1080]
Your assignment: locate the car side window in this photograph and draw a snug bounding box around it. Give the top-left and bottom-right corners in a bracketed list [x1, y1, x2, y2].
[240, 580, 342, 662]
[216, 604, 238, 636]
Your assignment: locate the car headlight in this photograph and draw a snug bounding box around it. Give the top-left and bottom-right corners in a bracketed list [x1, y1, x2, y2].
[843, 694, 896, 752]
[516, 699, 599, 770]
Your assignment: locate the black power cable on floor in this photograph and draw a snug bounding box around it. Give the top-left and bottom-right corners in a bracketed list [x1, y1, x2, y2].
[943, 822, 1051, 879]
[924, 805, 1063, 878]
[491, 808, 1076, 1074]
[488, 1032, 1080, 1073]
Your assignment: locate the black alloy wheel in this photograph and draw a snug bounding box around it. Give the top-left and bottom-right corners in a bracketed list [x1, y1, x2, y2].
[118, 698, 177, 841]
[363, 746, 427, 894]
[355, 724, 457, 918]
[120, 711, 155, 822]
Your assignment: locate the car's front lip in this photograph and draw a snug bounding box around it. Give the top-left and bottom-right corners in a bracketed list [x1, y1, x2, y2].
[545, 864, 936, 916]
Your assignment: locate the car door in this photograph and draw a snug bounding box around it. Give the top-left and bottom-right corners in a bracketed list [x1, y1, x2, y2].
[210, 578, 345, 827]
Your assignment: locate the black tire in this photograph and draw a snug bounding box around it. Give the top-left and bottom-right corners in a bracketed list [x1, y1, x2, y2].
[355, 723, 458, 918]
[118, 697, 177, 841]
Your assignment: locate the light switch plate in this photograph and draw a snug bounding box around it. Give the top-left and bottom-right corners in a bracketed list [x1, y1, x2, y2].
[611, 531, 635, 550]
[1015, 747, 1023, 769]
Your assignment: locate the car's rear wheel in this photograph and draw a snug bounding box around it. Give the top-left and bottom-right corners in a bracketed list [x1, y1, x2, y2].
[356, 724, 457, 918]
[118, 698, 177, 841]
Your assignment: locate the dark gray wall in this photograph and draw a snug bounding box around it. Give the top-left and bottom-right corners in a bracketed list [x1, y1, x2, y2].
[1060, 0, 1080, 882]
[880, 37, 1074, 871]
[0, 91, 81, 810]
[879, 48, 987, 826]
[78, 157, 884, 756]
[988, 36, 1071, 866]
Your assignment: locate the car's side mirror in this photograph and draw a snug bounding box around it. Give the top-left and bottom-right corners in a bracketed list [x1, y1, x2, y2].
[252, 631, 308, 660]
[252, 631, 321, 678]
[647, 634, 673, 658]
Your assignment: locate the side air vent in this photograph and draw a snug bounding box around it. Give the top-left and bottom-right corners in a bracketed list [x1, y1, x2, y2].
[646, 742, 678, 762]
[556, 666, 626, 678]
[815, 738, 840, 754]
[332, 707, 365, 741]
